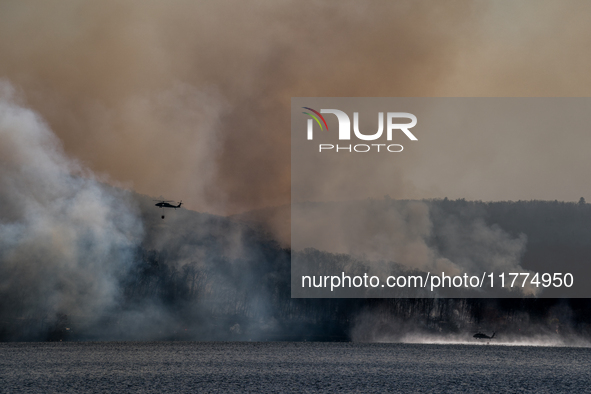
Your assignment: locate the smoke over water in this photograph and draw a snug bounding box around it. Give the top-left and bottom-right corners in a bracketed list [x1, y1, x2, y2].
[350, 299, 591, 347]
[0, 82, 142, 329]
[0, 100, 589, 344]
[1, 2, 591, 343]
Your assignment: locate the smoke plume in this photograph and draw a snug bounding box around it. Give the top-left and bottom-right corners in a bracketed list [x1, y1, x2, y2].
[1, 1, 590, 220]
[0, 82, 142, 326]
[1, 1, 591, 341]
[291, 199, 534, 296]
[0, 0, 482, 215]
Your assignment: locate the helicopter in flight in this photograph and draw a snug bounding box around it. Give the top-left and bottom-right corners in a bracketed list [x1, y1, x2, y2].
[473, 332, 495, 340]
[154, 200, 182, 219]
[154, 200, 182, 209]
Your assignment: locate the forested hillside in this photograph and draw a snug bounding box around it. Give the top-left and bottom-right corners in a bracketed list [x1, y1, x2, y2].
[2, 198, 591, 343]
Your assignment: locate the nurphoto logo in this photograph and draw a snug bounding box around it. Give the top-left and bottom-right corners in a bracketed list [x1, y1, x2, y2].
[303, 107, 417, 153]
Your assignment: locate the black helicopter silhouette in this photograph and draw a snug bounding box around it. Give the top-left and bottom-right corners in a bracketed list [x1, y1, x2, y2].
[473, 332, 495, 339]
[154, 200, 182, 209]
[154, 200, 182, 219]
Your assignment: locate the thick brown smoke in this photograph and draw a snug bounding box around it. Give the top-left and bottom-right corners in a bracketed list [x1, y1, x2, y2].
[0, 0, 476, 214]
[1, 1, 591, 216]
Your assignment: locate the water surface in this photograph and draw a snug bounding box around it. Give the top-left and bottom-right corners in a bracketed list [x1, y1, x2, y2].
[1, 342, 590, 393]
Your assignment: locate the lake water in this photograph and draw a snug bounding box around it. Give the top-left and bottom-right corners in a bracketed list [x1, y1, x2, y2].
[1, 342, 590, 393]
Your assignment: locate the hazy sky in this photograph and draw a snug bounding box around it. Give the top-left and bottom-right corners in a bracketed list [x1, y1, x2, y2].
[1, 0, 591, 214]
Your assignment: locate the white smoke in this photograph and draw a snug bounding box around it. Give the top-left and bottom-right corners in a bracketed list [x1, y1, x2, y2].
[0, 81, 142, 322]
[292, 199, 532, 285]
